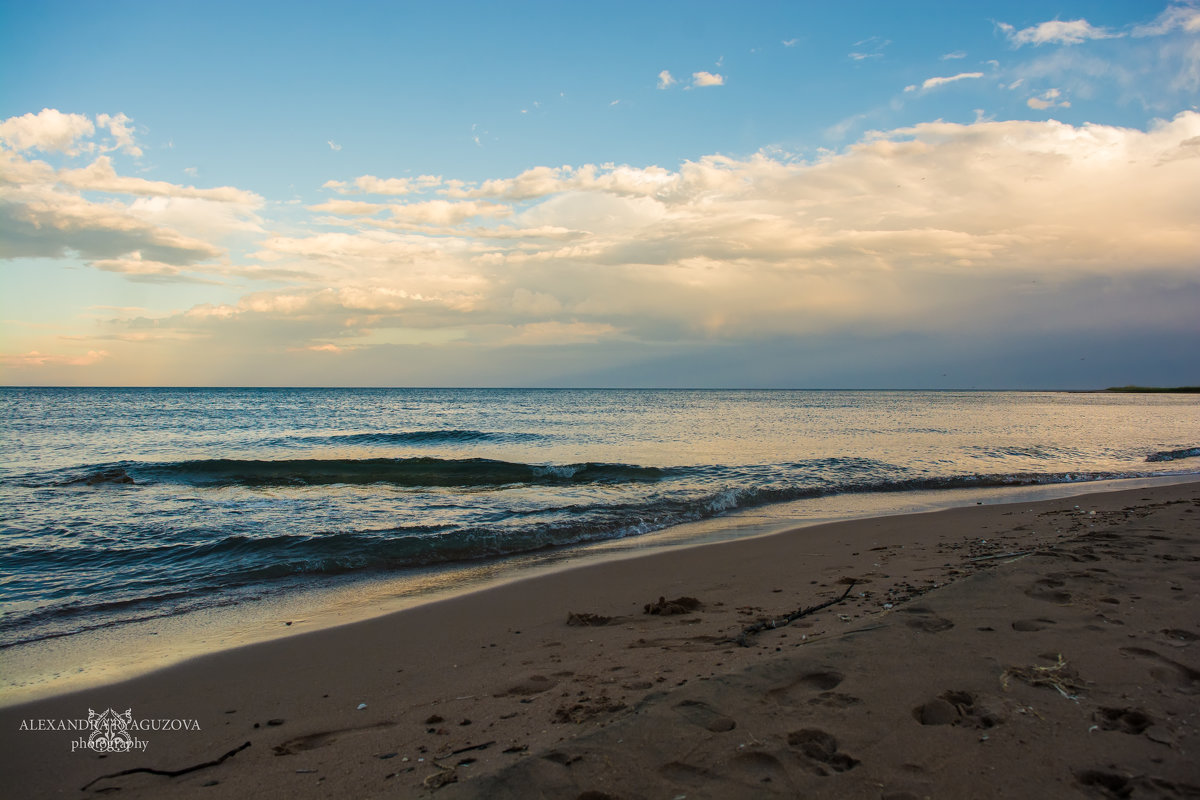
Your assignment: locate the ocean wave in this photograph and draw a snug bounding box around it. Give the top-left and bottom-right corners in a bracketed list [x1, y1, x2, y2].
[43, 457, 668, 489]
[282, 429, 544, 446]
[1146, 446, 1200, 463]
[3, 464, 1184, 646]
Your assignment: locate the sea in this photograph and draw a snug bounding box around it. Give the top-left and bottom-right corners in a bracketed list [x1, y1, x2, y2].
[2, 388, 1198, 697]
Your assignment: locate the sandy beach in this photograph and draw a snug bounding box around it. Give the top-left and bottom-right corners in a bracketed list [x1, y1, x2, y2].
[3, 480, 1198, 799]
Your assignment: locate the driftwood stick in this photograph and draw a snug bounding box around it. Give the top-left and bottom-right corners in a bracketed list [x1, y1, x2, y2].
[81, 741, 251, 790]
[732, 582, 856, 647]
[968, 550, 1032, 562]
[446, 740, 495, 757]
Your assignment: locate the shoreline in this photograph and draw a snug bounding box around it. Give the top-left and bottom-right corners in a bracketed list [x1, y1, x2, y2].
[4, 473, 1196, 707]
[3, 479, 1198, 797]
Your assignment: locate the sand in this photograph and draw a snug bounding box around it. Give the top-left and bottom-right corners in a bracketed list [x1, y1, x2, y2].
[2, 481, 1198, 799]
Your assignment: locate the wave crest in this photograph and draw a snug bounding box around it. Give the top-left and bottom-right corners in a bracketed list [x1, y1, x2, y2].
[1146, 447, 1200, 463]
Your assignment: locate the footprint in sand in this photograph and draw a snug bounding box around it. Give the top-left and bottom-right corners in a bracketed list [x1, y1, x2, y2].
[786, 728, 860, 775]
[673, 699, 736, 732]
[1025, 578, 1073, 604]
[1074, 769, 1133, 798]
[272, 721, 395, 756]
[912, 691, 1000, 729]
[795, 671, 844, 690]
[901, 607, 955, 632]
[728, 750, 793, 788]
[659, 760, 713, 786]
[1094, 707, 1152, 735]
[495, 674, 557, 697]
[767, 670, 851, 706]
[808, 692, 862, 708]
[1119, 647, 1200, 693]
[1012, 618, 1057, 632]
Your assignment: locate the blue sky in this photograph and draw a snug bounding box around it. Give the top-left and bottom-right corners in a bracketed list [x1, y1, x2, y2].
[1, 1, 1198, 387]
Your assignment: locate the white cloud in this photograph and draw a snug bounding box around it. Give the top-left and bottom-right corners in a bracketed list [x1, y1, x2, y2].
[322, 174, 441, 195]
[59, 156, 261, 204]
[1133, 2, 1200, 37]
[692, 71, 725, 87]
[96, 113, 142, 157]
[318, 199, 511, 228]
[999, 18, 1121, 47]
[308, 199, 388, 216]
[0, 109, 95, 154]
[15, 108, 1198, 384]
[849, 36, 889, 61]
[502, 321, 619, 346]
[1027, 88, 1071, 110]
[0, 182, 225, 265]
[905, 72, 984, 92]
[782, 39, 798, 48]
[0, 110, 261, 273]
[941, 50, 967, 60]
[657, 69, 676, 89]
[89, 254, 222, 284]
[327, 140, 342, 151]
[126, 112, 1200, 361]
[0, 349, 109, 367]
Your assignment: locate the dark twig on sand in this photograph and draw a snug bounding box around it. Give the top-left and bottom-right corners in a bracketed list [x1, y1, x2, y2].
[444, 740, 496, 757]
[730, 582, 856, 647]
[968, 550, 1033, 562]
[80, 741, 251, 790]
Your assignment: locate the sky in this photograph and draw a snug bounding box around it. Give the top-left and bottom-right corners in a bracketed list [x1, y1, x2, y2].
[1, 0, 1198, 389]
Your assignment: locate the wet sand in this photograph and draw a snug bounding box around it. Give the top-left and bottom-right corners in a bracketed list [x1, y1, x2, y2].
[3, 481, 1198, 798]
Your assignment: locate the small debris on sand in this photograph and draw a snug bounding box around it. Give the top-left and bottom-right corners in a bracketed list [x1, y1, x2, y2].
[644, 596, 702, 615]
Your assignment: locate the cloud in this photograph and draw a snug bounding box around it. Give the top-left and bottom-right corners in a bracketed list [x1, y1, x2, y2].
[1133, 2, 1200, 37]
[692, 71, 725, 87]
[782, 39, 798, 47]
[440, 163, 677, 201]
[327, 140, 342, 151]
[1027, 88, 1071, 110]
[313, 199, 512, 228]
[308, 199, 389, 216]
[323, 174, 441, 195]
[89, 254, 224, 284]
[58, 156, 261, 204]
[999, 18, 1121, 47]
[0, 108, 95, 154]
[0, 186, 224, 265]
[115, 112, 1199, 370]
[657, 70, 676, 89]
[0, 349, 109, 367]
[501, 320, 619, 346]
[14, 108, 1197, 386]
[904, 72, 983, 92]
[941, 50, 967, 60]
[96, 113, 142, 157]
[0, 110, 260, 273]
[848, 36, 889, 61]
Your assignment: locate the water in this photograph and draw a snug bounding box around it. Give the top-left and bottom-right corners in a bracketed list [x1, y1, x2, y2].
[2, 388, 1198, 655]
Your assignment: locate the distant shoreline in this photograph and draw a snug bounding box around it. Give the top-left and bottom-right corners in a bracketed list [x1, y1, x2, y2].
[1102, 385, 1200, 393]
